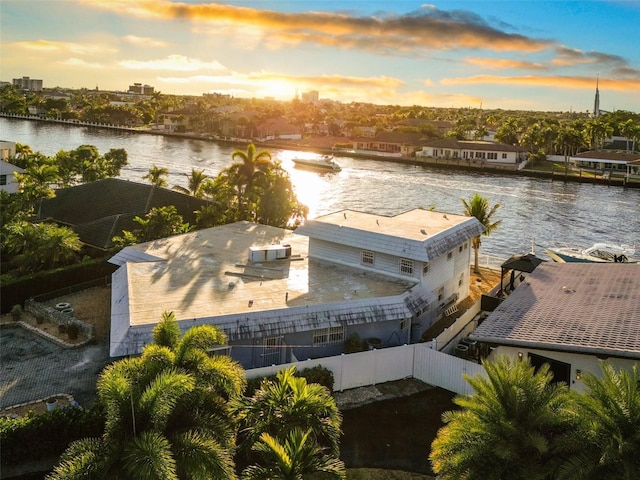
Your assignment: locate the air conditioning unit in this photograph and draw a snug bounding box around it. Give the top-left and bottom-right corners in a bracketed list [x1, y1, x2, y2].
[248, 244, 292, 262]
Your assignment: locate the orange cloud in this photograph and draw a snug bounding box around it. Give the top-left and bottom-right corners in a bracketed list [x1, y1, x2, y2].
[247, 72, 404, 89]
[81, 0, 550, 53]
[15, 39, 115, 55]
[464, 57, 547, 71]
[441, 75, 640, 92]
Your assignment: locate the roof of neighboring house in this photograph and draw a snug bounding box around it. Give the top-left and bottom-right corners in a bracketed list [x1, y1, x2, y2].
[295, 209, 485, 262]
[470, 263, 640, 359]
[369, 131, 434, 145]
[572, 150, 640, 163]
[108, 221, 435, 356]
[257, 117, 301, 134]
[37, 178, 210, 250]
[423, 138, 527, 152]
[0, 160, 24, 174]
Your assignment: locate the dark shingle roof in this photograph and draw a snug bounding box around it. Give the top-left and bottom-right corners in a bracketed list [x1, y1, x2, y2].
[37, 178, 210, 249]
[470, 263, 640, 359]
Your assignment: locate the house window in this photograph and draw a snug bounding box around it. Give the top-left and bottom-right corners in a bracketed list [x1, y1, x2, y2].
[502, 153, 508, 159]
[313, 326, 345, 346]
[464, 242, 468, 250]
[400, 319, 408, 331]
[438, 287, 444, 301]
[361, 249, 374, 265]
[0, 175, 6, 186]
[399, 258, 414, 275]
[459, 245, 463, 252]
[422, 263, 429, 276]
[447, 252, 453, 260]
[458, 273, 464, 286]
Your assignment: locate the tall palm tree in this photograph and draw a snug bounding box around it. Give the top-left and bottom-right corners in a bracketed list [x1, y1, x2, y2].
[241, 428, 346, 480]
[461, 193, 502, 273]
[557, 364, 640, 480]
[144, 164, 170, 188]
[227, 143, 272, 215]
[430, 356, 576, 480]
[232, 366, 342, 465]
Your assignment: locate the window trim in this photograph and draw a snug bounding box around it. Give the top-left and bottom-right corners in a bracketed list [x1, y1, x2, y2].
[361, 249, 375, 265]
[313, 326, 345, 346]
[399, 258, 414, 275]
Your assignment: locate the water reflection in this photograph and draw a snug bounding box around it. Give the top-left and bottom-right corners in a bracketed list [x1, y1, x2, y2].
[3, 118, 639, 259]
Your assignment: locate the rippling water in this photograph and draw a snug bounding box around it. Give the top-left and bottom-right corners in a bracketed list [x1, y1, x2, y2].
[3, 117, 639, 259]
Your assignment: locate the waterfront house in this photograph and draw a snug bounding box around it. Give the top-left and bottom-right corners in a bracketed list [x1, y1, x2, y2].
[469, 262, 640, 393]
[571, 150, 640, 178]
[108, 209, 484, 368]
[417, 139, 527, 166]
[255, 117, 302, 141]
[353, 131, 434, 157]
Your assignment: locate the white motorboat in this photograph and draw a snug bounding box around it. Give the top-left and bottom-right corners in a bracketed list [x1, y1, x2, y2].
[292, 155, 341, 172]
[544, 243, 638, 263]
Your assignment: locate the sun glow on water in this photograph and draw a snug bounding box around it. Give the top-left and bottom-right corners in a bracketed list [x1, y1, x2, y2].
[277, 151, 339, 218]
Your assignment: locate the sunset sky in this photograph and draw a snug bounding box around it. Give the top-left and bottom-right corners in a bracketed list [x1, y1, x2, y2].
[2, 0, 639, 112]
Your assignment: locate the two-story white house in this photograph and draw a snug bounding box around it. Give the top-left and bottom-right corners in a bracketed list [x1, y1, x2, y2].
[108, 209, 484, 369]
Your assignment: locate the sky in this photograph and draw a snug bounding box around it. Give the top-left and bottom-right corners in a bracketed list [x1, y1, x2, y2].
[1, 0, 639, 112]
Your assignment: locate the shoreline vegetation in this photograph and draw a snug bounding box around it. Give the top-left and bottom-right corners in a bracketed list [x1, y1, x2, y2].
[3, 112, 639, 189]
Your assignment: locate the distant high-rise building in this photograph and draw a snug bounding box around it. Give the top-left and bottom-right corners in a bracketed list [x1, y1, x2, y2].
[301, 90, 319, 103]
[128, 83, 155, 95]
[12, 76, 43, 91]
[593, 77, 600, 118]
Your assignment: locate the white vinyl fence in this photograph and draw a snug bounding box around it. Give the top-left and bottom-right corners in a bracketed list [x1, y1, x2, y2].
[246, 342, 486, 395]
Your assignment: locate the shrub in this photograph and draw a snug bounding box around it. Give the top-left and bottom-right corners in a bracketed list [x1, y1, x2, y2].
[345, 333, 365, 353]
[0, 403, 105, 466]
[299, 365, 334, 394]
[11, 304, 22, 321]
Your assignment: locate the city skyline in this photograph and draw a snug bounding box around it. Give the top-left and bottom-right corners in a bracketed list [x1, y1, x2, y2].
[2, 0, 639, 112]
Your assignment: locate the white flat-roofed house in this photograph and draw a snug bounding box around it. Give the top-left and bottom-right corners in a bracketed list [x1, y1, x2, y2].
[417, 139, 527, 166]
[108, 209, 484, 369]
[470, 262, 640, 392]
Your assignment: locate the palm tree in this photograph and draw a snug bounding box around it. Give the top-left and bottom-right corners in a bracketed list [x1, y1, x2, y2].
[227, 143, 272, 215]
[173, 168, 208, 197]
[232, 366, 342, 466]
[4, 221, 81, 273]
[430, 356, 576, 480]
[144, 164, 170, 188]
[241, 428, 346, 480]
[557, 364, 640, 480]
[48, 317, 244, 480]
[461, 193, 502, 273]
